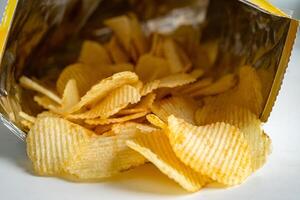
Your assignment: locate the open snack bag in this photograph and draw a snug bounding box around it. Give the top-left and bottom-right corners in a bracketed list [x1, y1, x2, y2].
[0, 0, 298, 192]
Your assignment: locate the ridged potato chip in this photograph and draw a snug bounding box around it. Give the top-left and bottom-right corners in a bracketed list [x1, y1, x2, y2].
[118, 93, 156, 115]
[27, 116, 94, 176]
[64, 133, 146, 180]
[176, 77, 213, 95]
[159, 73, 197, 88]
[136, 54, 170, 82]
[106, 36, 130, 64]
[191, 74, 237, 97]
[34, 95, 60, 113]
[70, 71, 139, 113]
[61, 79, 80, 113]
[56, 63, 107, 96]
[204, 66, 263, 116]
[69, 84, 141, 119]
[193, 40, 219, 69]
[86, 111, 148, 125]
[129, 14, 148, 57]
[111, 122, 157, 135]
[168, 115, 252, 186]
[195, 104, 270, 171]
[127, 131, 211, 192]
[104, 15, 132, 53]
[79, 40, 111, 66]
[150, 33, 164, 57]
[146, 114, 166, 129]
[20, 76, 62, 104]
[151, 96, 199, 124]
[140, 80, 160, 96]
[163, 38, 187, 73]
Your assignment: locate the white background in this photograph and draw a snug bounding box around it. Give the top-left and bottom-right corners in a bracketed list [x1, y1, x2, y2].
[0, 0, 299, 199]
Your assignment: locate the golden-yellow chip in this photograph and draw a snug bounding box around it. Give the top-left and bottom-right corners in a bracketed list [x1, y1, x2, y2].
[64, 133, 146, 180]
[195, 104, 270, 171]
[69, 84, 141, 119]
[204, 66, 263, 116]
[104, 15, 132, 53]
[69, 71, 139, 113]
[151, 96, 199, 124]
[79, 40, 112, 66]
[27, 116, 94, 176]
[167, 115, 252, 186]
[60, 79, 80, 113]
[85, 111, 148, 125]
[191, 74, 237, 97]
[159, 73, 197, 88]
[106, 36, 130, 64]
[56, 63, 107, 97]
[20, 76, 61, 104]
[111, 122, 157, 135]
[163, 38, 186, 73]
[127, 131, 211, 192]
[136, 54, 170, 82]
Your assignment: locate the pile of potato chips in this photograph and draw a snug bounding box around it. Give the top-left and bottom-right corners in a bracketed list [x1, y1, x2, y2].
[19, 14, 271, 192]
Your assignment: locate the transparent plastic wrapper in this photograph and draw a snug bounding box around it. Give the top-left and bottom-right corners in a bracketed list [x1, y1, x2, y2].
[0, 0, 298, 141]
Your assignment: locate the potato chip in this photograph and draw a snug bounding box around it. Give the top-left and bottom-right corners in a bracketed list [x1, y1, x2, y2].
[191, 74, 237, 97]
[106, 36, 130, 64]
[20, 76, 62, 104]
[70, 71, 139, 113]
[33, 95, 60, 113]
[64, 133, 146, 180]
[150, 33, 164, 57]
[167, 115, 252, 185]
[79, 40, 111, 66]
[195, 104, 269, 171]
[111, 122, 157, 135]
[193, 40, 219, 69]
[131, 80, 143, 92]
[56, 63, 107, 96]
[258, 132, 272, 169]
[129, 14, 148, 57]
[176, 77, 213, 95]
[69, 84, 141, 119]
[19, 111, 36, 123]
[26, 116, 94, 176]
[136, 54, 170, 82]
[158, 73, 197, 88]
[170, 25, 200, 56]
[204, 66, 263, 116]
[140, 80, 160, 96]
[36, 111, 61, 119]
[118, 93, 156, 115]
[127, 131, 210, 192]
[61, 79, 80, 113]
[176, 43, 192, 72]
[163, 38, 186, 73]
[85, 111, 148, 125]
[151, 96, 199, 124]
[146, 114, 166, 129]
[104, 15, 132, 53]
